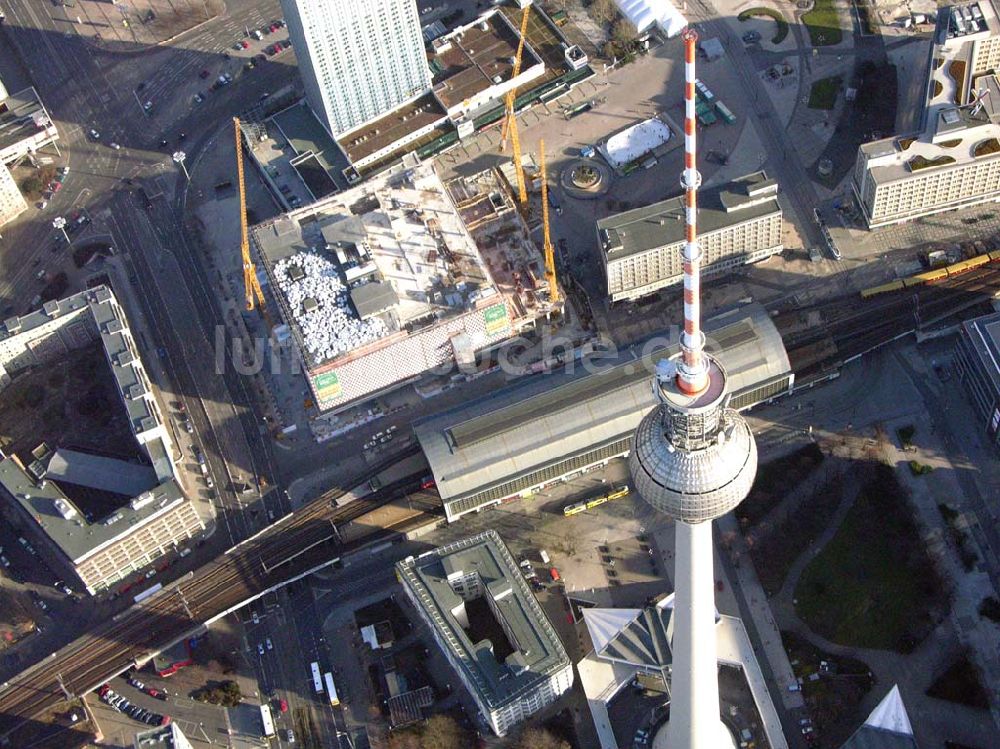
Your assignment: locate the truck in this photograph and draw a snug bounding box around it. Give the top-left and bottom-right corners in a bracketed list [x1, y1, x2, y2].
[539, 549, 550, 564]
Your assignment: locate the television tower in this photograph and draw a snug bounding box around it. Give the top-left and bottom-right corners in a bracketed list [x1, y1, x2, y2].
[628, 28, 758, 749]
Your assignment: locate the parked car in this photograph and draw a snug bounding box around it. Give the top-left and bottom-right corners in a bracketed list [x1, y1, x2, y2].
[89, 128, 100, 139]
[257, 643, 265, 655]
[108, 142, 121, 150]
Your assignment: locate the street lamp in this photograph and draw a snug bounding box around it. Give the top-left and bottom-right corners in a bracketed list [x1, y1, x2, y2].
[52, 216, 69, 244]
[173, 151, 189, 181]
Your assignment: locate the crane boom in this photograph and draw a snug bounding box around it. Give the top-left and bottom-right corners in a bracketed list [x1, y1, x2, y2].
[233, 117, 267, 315]
[500, 6, 530, 205]
[539, 139, 559, 305]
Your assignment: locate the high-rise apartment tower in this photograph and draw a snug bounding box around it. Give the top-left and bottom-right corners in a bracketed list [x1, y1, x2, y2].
[278, 0, 432, 137]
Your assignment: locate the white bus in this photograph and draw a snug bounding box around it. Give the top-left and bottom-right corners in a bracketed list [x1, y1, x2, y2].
[310, 662, 323, 693]
[260, 704, 275, 737]
[323, 672, 340, 706]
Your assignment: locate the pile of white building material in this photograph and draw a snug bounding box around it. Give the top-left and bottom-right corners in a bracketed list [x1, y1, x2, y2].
[274, 252, 388, 362]
[600, 118, 672, 169]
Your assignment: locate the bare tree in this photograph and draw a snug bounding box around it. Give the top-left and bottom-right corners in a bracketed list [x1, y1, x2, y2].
[513, 728, 572, 749]
[589, 0, 617, 26]
[612, 17, 638, 45]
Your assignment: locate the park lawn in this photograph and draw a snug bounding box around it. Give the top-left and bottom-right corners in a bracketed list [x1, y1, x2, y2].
[803, 0, 844, 46]
[808, 76, 842, 109]
[795, 464, 944, 652]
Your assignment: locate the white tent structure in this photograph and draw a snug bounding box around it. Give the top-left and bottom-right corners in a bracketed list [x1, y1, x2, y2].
[614, 0, 687, 37]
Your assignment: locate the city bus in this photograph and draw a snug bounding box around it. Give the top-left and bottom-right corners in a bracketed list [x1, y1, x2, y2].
[260, 704, 275, 737]
[323, 672, 340, 707]
[309, 662, 323, 693]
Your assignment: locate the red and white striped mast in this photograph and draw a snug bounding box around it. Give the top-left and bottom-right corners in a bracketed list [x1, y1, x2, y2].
[677, 27, 709, 396]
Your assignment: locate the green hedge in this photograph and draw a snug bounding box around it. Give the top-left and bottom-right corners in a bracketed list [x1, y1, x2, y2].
[737, 7, 789, 44]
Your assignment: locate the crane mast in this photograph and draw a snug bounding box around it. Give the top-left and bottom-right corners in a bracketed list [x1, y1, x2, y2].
[539, 139, 559, 305]
[500, 5, 530, 205]
[233, 117, 267, 315]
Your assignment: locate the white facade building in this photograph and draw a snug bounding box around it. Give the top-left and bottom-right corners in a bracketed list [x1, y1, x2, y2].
[853, 2, 1000, 227]
[597, 172, 783, 302]
[278, 0, 432, 138]
[0, 164, 27, 228]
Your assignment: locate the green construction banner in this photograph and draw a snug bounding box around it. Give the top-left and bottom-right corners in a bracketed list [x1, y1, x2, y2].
[312, 370, 342, 402]
[483, 303, 510, 336]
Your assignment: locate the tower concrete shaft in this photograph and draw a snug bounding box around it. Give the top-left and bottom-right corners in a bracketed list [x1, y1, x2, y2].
[665, 520, 734, 749]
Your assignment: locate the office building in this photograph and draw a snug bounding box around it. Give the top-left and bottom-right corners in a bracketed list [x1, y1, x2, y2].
[278, 0, 432, 138]
[0, 288, 205, 594]
[0, 163, 27, 227]
[396, 530, 574, 736]
[954, 310, 1000, 450]
[415, 304, 792, 522]
[597, 172, 783, 302]
[853, 3, 1000, 227]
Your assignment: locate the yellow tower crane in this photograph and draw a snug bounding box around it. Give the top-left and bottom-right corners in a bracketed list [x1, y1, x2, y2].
[500, 5, 531, 206]
[233, 117, 268, 318]
[539, 139, 559, 306]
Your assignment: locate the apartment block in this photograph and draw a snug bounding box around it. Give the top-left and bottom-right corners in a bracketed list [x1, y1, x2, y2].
[0, 163, 27, 228]
[597, 172, 783, 302]
[853, 2, 1000, 227]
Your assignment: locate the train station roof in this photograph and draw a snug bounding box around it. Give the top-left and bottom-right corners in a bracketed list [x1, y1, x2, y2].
[415, 303, 790, 502]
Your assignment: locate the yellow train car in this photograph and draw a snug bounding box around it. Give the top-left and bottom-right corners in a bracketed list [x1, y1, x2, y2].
[606, 487, 631, 502]
[903, 267, 949, 287]
[860, 280, 905, 299]
[563, 501, 588, 517]
[989, 249, 1000, 263]
[947, 254, 990, 275]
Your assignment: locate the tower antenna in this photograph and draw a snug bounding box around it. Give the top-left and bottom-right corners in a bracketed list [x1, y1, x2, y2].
[677, 27, 709, 396]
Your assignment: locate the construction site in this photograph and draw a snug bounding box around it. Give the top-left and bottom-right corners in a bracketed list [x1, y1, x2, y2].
[248, 159, 560, 422]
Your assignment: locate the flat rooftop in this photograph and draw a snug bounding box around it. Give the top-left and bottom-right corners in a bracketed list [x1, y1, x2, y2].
[396, 530, 571, 709]
[0, 87, 55, 156]
[337, 92, 448, 165]
[0, 453, 185, 564]
[416, 304, 791, 502]
[598, 172, 781, 262]
[432, 12, 538, 110]
[270, 104, 351, 198]
[251, 161, 497, 369]
[961, 310, 1000, 396]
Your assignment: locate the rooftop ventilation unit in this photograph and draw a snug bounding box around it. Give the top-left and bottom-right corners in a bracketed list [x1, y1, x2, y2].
[42, 300, 60, 318]
[126, 382, 147, 400]
[104, 318, 124, 334]
[115, 350, 135, 367]
[53, 498, 77, 519]
[130, 491, 155, 511]
[4, 318, 21, 334]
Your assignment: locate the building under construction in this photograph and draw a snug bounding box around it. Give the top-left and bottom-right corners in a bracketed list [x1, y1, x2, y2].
[445, 166, 557, 321]
[250, 160, 549, 419]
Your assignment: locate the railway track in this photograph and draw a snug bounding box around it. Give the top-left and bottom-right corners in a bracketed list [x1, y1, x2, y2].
[0, 446, 431, 735]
